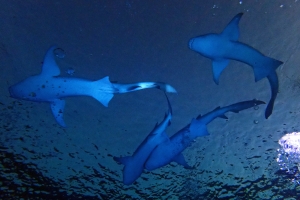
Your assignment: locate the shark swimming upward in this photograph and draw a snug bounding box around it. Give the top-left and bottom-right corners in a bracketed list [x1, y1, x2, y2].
[145, 99, 265, 171]
[113, 93, 172, 185]
[9, 46, 177, 127]
[188, 13, 283, 119]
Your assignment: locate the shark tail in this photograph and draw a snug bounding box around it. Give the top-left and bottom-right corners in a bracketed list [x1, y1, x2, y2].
[265, 96, 276, 119]
[253, 57, 283, 82]
[112, 82, 177, 94]
[227, 99, 266, 114]
[265, 70, 279, 119]
[189, 100, 265, 138]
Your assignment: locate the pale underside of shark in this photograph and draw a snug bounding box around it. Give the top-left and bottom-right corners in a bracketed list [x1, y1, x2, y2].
[189, 13, 283, 119]
[113, 93, 172, 185]
[9, 46, 177, 127]
[144, 99, 265, 171]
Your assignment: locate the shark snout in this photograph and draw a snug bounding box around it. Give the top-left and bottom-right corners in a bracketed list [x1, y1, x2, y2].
[8, 86, 15, 97]
[188, 38, 195, 50]
[8, 85, 22, 99]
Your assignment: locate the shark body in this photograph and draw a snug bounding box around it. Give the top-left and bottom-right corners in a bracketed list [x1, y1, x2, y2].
[113, 93, 172, 185]
[145, 99, 265, 171]
[188, 13, 282, 119]
[9, 46, 177, 127]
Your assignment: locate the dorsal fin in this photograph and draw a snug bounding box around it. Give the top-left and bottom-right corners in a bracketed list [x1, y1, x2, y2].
[221, 13, 243, 41]
[196, 114, 202, 120]
[219, 114, 228, 119]
[213, 106, 221, 111]
[41, 46, 61, 77]
[172, 153, 193, 169]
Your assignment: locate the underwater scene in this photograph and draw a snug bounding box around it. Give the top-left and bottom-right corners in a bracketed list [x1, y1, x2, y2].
[1, 0, 300, 199]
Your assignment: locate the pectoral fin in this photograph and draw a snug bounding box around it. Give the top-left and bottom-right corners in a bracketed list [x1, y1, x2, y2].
[212, 59, 230, 85]
[93, 93, 114, 107]
[189, 118, 209, 138]
[50, 99, 66, 127]
[172, 153, 193, 169]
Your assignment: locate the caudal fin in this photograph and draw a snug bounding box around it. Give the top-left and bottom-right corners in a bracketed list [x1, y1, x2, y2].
[253, 58, 283, 82]
[265, 70, 279, 119]
[265, 98, 275, 119]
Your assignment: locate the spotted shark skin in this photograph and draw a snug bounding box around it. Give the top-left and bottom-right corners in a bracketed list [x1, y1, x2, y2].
[113, 93, 172, 185]
[145, 99, 265, 171]
[189, 13, 283, 119]
[9, 46, 177, 127]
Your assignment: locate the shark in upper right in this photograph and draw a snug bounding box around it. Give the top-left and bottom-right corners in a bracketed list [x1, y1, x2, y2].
[188, 13, 283, 119]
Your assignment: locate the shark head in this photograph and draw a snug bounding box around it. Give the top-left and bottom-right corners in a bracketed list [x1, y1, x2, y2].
[9, 77, 37, 101]
[8, 74, 50, 102]
[189, 34, 225, 59]
[8, 85, 17, 98]
[189, 36, 203, 52]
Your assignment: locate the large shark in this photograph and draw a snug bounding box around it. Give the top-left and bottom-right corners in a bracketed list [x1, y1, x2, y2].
[113, 93, 172, 185]
[188, 13, 283, 119]
[145, 99, 265, 171]
[9, 46, 177, 127]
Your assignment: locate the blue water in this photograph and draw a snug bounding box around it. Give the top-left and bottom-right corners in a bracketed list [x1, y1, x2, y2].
[1, 0, 300, 199]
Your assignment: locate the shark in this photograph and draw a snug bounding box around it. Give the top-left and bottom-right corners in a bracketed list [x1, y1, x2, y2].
[113, 93, 172, 185]
[8, 46, 177, 127]
[188, 13, 283, 119]
[144, 99, 265, 171]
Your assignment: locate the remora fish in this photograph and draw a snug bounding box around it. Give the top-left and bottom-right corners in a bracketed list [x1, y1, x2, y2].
[189, 13, 282, 119]
[145, 99, 265, 171]
[113, 93, 172, 185]
[9, 46, 177, 127]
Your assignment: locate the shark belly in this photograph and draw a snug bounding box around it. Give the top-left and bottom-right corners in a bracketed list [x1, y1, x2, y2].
[9, 76, 114, 102]
[9, 75, 115, 127]
[190, 35, 266, 69]
[145, 128, 192, 171]
[121, 135, 166, 185]
[223, 41, 269, 70]
[42, 77, 114, 100]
